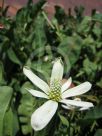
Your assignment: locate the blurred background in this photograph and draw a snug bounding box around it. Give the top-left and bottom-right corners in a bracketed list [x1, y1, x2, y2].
[0, 0, 102, 16]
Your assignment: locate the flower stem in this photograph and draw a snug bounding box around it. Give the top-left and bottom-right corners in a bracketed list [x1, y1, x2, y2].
[42, 11, 55, 29]
[42, 11, 62, 41]
[90, 121, 97, 132]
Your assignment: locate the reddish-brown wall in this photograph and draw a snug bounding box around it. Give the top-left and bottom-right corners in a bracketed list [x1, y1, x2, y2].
[0, 0, 102, 16]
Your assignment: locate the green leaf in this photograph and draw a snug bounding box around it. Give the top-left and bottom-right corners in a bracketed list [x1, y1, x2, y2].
[58, 114, 69, 127]
[58, 35, 82, 65]
[31, 60, 52, 82]
[0, 62, 3, 83]
[92, 13, 102, 22]
[77, 16, 91, 34]
[7, 48, 21, 65]
[18, 82, 36, 135]
[94, 129, 102, 136]
[84, 105, 102, 120]
[0, 86, 13, 136]
[34, 129, 48, 136]
[96, 78, 102, 88]
[3, 107, 19, 136]
[0, 62, 6, 85]
[83, 58, 97, 81]
[32, 13, 46, 57]
[55, 6, 66, 24]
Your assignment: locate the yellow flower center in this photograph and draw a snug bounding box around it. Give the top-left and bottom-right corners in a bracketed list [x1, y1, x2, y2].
[48, 79, 62, 102]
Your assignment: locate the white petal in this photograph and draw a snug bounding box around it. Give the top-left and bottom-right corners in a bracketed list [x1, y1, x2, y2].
[79, 107, 90, 111]
[31, 100, 58, 131]
[27, 89, 48, 99]
[60, 99, 94, 108]
[50, 58, 63, 83]
[61, 77, 72, 93]
[62, 82, 92, 99]
[62, 103, 93, 111]
[23, 67, 50, 94]
[61, 104, 72, 110]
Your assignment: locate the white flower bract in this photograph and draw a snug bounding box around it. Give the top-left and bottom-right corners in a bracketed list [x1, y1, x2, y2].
[23, 58, 94, 131]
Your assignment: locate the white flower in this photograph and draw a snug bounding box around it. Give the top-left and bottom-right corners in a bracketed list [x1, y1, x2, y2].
[23, 58, 94, 131]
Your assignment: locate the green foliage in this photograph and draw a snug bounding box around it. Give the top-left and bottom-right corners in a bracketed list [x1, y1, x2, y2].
[18, 81, 36, 135]
[7, 48, 22, 65]
[3, 107, 19, 136]
[0, 62, 4, 84]
[58, 35, 82, 65]
[0, 0, 102, 135]
[58, 113, 69, 127]
[94, 129, 102, 136]
[84, 105, 102, 119]
[0, 86, 13, 136]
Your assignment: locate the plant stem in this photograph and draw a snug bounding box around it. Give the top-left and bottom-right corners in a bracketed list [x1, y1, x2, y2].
[42, 11, 55, 29]
[90, 121, 97, 132]
[91, 19, 102, 23]
[42, 11, 62, 41]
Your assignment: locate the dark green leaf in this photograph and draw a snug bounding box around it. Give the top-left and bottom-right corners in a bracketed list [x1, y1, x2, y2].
[3, 107, 19, 136]
[58, 114, 69, 127]
[0, 62, 3, 83]
[84, 105, 102, 120]
[94, 129, 102, 136]
[58, 35, 82, 65]
[96, 79, 102, 88]
[18, 82, 36, 135]
[0, 86, 13, 136]
[7, 48, 21, 65]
